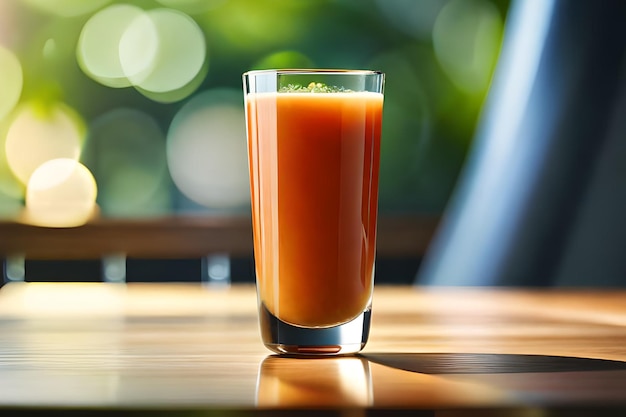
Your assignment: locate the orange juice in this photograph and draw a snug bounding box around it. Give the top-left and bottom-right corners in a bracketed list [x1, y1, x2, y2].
[246, 91, 383, 327]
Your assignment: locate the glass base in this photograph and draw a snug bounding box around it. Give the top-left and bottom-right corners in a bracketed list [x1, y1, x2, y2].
[258, 303, 371, 356]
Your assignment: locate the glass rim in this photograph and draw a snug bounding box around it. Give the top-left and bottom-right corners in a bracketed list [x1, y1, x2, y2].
[243, 69, 383, 77]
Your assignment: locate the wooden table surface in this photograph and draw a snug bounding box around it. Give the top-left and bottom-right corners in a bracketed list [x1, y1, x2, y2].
[0, 283, 625, 416]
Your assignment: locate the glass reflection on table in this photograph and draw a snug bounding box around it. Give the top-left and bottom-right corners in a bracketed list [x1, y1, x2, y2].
[256, 355, 372, 407]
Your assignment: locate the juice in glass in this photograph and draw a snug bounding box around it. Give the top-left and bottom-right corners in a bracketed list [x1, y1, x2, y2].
[244, 70, 384, 355]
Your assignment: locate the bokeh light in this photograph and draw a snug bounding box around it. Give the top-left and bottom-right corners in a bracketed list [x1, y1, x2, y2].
[0, 46, 23, 122]
[77, 5, 207, 102]
[2, 0, 509, 224]
[433, 0, 503, 94]
[167, 89, 249, 210]
[5, 101, 85, 185]
[21, 0, 112, 18]
[25, 158, 97, 228]
[0, 119, 24, 206]
[117, 9, 159, 87]
[77, 4, 146, 88]
[134, 57, 208, 104]
[120, 8, 206, 95]
[42, 38, 57, 60]
[82, 108, 170, 218]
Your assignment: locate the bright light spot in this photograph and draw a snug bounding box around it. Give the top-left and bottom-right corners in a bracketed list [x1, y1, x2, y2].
[77, 5, 207, 100]
[118, 10, 159, 86]
[2, 283, 125, 317]
[42, 38, 57, 60]
[82, 108, 170, 217]
[252, 50, 314, 70]
[374, 0, 448, 40]
[167, 89, 249, 210]
[257, 357, 371, 407]
[135, 59, 207, 103]
[77, 4, 148, 88]
[336, 358, 372, 405]
[0, 46, 22, 122]
[433, 0, 503, 94]
[155, 0, 227, 15]
[0, 120, 24, 200]
[25, 158, 97, 228]
[5, 101, 85, 185]
[22, 0, 112, 18]
[120, 8, 206, 94]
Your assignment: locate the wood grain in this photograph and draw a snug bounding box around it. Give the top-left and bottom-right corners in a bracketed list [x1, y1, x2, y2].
[0, 283, 624, 414]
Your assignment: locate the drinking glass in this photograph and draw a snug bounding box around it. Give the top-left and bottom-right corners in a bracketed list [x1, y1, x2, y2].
[243, 69, 385, 355]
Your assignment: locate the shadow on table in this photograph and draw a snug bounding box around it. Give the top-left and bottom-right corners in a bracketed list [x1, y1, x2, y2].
[361, 353, 626, 374]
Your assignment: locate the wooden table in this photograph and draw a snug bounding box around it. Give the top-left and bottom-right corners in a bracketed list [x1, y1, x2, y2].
[0, 283, 625, 416]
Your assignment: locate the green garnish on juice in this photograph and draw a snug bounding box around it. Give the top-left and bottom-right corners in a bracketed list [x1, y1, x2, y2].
[279, 82, 354, 93]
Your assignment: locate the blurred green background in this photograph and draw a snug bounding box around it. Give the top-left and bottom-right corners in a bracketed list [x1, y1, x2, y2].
[0, 0, 510, 222]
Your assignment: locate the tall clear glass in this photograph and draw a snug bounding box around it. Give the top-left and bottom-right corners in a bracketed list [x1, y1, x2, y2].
[243, 69, 385, 355]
